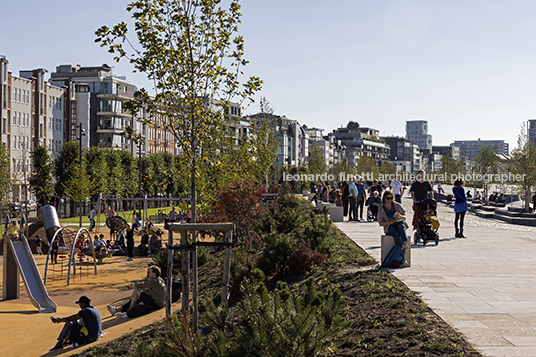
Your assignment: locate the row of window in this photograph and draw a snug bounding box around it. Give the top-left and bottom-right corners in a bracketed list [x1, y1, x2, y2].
[13, 111, 30, 127]
[48, 139, 63, 153]
[13, 135, 30, 151]
[48, 95, 63, 110]
[12, 158, 29, 174]
[48, 117, 63, 132]
[13, 87, 30, 105]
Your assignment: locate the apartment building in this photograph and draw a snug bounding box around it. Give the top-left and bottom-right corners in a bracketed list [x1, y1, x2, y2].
[451, 139, 509, 160]
[406, 120, 432, 151]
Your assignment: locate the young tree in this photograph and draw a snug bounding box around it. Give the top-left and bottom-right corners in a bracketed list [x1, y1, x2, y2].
[473, 144, 501, 204]
[508, 123, 536, 212]
[440, 152, 466, 182]
[355, 155, 379, 181]
[54, 141, 80, 197]
[0, 143, 12, 206]
[379, 161, 396, 178]
[308, 144, 327, 180]
[85, 146, 109, 199]
[29, 145, 55, 206]
[96, 0, 262, 222]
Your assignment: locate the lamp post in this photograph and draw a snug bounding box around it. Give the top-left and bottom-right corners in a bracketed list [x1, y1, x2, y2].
[77, 123, 85, 228]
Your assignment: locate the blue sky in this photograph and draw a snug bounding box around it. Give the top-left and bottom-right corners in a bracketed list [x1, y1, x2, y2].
[2, 0, 535, 147]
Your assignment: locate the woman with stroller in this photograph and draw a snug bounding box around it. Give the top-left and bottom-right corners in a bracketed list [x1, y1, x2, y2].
[452, 177, 467, 238]
[377, 191, 409, 246]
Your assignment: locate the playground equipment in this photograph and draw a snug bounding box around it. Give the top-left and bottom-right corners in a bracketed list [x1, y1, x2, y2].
[2, 207, 57, 313]
[89, 193, 190, 232]
[41, 205, 98, 286]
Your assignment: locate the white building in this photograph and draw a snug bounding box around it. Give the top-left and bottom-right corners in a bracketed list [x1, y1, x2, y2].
[451, 139, 509, 160]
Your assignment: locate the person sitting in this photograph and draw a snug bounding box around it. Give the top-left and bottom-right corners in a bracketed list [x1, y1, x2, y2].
[106, 266, 166, 318]
[138, 229, 150, 256]
[335, 189, 343, 207]
[377, 191, 409, 247]
[6, 221, 20, 241]
[466, 190, 472, 199]
[49, 295, 102, 351]
[148, 231, 162, 256]
[366, 191, 382, 220]
[495, 193, 505, 203]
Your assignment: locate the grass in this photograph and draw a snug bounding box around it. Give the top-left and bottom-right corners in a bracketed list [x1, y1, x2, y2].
[59, 206, 179, 224]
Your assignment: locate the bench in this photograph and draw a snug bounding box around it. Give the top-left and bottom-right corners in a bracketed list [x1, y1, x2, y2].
[381, 235, 411, 268]
[87, 249, 120, 264]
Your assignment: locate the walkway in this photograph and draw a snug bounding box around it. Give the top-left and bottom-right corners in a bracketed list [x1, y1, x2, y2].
[337, 196, 536, 357]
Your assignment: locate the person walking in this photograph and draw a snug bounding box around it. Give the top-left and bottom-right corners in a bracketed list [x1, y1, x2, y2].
[356, 178, 366, 221]
[390, 175, 403, 203]
[452, 177, 468, 238]
[341, 181, 349, 217]
[348, 177, 358, 221]
[409, 170, 434, 230]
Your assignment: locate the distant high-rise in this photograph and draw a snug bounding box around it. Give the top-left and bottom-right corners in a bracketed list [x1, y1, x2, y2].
[528, 120, 536, 147]
[406, 120, 432, 151]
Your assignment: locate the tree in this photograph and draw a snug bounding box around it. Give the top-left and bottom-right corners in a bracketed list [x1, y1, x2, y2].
[96, 0, 262, 223]
[379, 161, 396, 178]
[329, 161, 354, 184]
[347, 121, 360, 132]
[473, 144, 501, 204]
[54, 141, 80, 197]
[307, 144, 327, 180]
[64, 164, 96, 209]
[85, 146, 109, 200]
[0, 143, 12, 206]
[440, 152, 466, 182]
[355, 155, 379, 181]
[29, 145, 55, 206]
[508, 123, 536, 212]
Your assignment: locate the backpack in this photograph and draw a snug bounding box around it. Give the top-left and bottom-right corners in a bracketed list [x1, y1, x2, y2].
[382, 244, 405, 269]
[343, 185, 350, 197]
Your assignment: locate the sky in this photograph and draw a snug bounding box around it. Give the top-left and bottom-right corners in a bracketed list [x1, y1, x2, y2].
[2, 0, 536, 148]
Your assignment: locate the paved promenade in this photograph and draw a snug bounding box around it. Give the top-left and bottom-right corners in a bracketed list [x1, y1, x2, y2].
[336, 196, 536, 357]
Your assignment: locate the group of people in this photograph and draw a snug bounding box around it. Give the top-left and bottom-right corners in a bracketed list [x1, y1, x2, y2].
[49, 265, 166, 352]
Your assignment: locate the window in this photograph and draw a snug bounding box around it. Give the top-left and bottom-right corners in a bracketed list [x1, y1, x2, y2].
[18, 88, 21, 102]
[59, 97, 62, 110]
[13, 87, 17, 102]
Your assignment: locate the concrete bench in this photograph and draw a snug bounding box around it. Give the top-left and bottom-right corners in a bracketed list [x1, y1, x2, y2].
[329, 205, 344, 222]
[381, 235, 411, 268]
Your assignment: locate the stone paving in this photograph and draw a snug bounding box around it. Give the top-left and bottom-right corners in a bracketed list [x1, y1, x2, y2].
[336, 194, 536, 357]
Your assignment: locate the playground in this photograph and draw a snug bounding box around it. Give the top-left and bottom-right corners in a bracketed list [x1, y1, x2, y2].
[0, 205, 183, 356]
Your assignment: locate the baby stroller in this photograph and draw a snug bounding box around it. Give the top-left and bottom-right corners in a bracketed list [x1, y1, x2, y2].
[413, 199, 440, 246]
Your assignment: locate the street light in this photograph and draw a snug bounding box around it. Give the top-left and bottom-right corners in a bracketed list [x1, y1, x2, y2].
[77, 123, 85, 228]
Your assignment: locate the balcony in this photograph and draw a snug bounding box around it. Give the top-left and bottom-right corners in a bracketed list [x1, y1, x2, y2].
[97, 142, 124, 149]
[97, 110, 131, 118]
[96, 125, 125, 134]
[97, 93, 131, 102]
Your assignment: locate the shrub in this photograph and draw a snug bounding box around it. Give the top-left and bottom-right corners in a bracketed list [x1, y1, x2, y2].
[287, 239, 324, 276]
[201, 278, 348, 357]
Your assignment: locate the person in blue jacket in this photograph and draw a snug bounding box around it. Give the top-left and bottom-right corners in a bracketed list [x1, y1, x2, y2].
[452, 177, 467, 238]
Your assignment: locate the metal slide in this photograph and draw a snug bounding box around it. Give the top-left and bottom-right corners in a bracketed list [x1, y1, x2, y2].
[5, 235, 57, 312]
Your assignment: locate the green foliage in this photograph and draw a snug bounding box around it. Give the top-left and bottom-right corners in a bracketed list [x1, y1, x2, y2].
[256, 195, 333, 277]
[440, 152, 466, 180]
[201, 278, 348, 357]
[355, 155, 379, 179]
[151, 248, 181, 280]
[85, 147, 109, 199]
[29, 145, 54, 206]
[63, 163, 97, 205]
[308, 144, 327, 178]
[472, 144, 502, 202]
[96, 0, 262, 223]
[0, 142, 11, 206]
[379, 161, 396, 176]
[508, 123, 536, 211]
[347, 121, 360, 132]
[54, 141, 80, 197]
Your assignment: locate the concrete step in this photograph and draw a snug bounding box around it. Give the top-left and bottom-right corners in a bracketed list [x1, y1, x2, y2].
[495, 208, 522, 217]
[474, 209, 495, 218]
